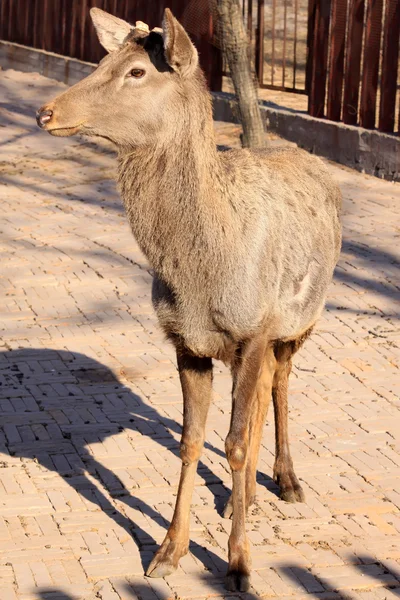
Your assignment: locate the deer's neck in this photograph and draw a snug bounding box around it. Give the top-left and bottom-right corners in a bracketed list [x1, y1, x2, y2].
[117, 95, 228, 287]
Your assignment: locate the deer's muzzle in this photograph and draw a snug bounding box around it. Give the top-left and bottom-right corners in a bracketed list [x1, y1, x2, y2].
[36, 108, 53, 128]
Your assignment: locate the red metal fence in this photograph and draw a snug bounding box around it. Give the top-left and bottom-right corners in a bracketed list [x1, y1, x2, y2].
[0, 0, 399, 133]
[242, 0, 309, 94]
[0, 0, 222, 90]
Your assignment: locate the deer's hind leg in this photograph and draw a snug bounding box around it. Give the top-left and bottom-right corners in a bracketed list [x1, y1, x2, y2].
[272, 329, 313, 503]
[146, 351, 212, 578]
[225, 335, 270, 592]
[245, 346, 276, 508]
[223, 346, 276, 519]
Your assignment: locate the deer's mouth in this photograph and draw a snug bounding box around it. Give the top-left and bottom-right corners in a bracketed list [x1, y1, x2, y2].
[47, 124, 85, 137]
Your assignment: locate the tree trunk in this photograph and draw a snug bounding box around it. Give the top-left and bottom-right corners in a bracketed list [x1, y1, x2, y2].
[215, 0, 266, 148]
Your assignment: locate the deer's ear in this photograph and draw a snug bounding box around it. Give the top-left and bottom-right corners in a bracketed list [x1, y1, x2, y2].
[90, 8, 132, 53]
[162, 8, 198, 77]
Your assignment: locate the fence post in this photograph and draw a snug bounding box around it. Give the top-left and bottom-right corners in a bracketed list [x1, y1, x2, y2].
[308, 0, 332, 118]
[326, 0, 347, 121]
[378, 0, 400, 133]
[342, 0, 365, 125]
[207, 5, 223, 92]
[359, 0, 383, 130]
[255, 0, 265, 85]
[306, 0, 317, 94]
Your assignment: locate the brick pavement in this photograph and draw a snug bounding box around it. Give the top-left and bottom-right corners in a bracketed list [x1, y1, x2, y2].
[0, 67, 399, 600]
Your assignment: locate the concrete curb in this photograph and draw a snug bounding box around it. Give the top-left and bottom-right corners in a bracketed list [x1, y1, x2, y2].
[1, 40, 399, 182]
[0, 40, 96, 85]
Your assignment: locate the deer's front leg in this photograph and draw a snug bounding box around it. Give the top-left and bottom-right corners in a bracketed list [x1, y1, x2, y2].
[225, 336, 269, 592]
[146, 351, 212, 578]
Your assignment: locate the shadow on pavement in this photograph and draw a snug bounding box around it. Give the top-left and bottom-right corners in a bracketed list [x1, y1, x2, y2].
[34, 556, 400, 599]
[0, 347, 239, 588]
[279, 559, 400, 599]
[37, 591, 76, 600]
[329, 240, 400, 319]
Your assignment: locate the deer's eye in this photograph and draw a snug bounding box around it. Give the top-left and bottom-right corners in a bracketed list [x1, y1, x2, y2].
[129, 68, 145, 78]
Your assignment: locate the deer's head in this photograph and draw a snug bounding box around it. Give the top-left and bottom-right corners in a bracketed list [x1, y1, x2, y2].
[36, 8, 200, 147]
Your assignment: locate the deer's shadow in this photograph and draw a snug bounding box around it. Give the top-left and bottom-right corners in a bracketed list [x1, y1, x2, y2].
[0, 347, 242, 575]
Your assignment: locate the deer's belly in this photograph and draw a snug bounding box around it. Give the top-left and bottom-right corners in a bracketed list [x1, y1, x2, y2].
[152, 277, 243, 361]
[151, 266, 327, 359]
[155, 303, 238, 361]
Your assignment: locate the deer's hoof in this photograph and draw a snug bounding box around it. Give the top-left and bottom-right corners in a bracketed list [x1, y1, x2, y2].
[222, 493, 255, 519]
[281, 484, 305, 503]
[225, 569, 251, 592]
[145, 536, 186, 578]
[275, 470, 305, 503]
[226, 546, 251, 592]
[146, 559, 176, 578]
[222, 496, 233, 519]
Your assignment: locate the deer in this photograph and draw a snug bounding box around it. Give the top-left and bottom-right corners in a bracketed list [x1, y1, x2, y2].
[36, 7, 342, 592]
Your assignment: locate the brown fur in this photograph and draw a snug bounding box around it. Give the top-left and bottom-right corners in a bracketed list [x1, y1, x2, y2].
[36, 8, 342, 591]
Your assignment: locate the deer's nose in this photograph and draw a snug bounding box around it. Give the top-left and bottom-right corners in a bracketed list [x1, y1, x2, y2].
[36, 108, 53, 128]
